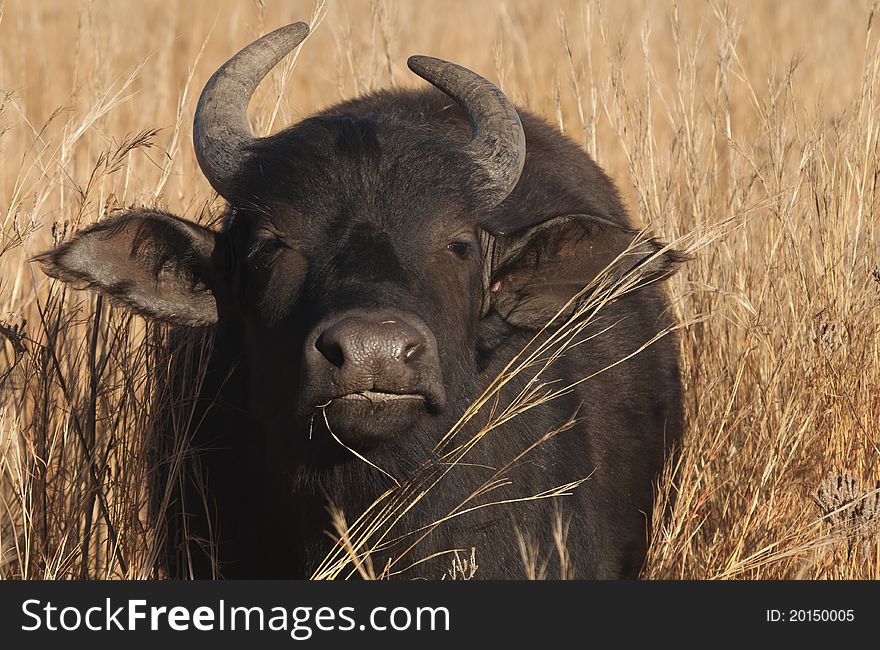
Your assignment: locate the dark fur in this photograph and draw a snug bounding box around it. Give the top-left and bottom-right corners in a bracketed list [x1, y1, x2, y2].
[41, 88, 684, 579]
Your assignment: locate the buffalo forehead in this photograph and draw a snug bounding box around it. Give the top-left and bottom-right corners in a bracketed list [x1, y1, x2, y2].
[241, 115, 479, 234]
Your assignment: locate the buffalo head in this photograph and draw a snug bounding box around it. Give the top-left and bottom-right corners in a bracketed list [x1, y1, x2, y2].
[37, 22, 681, 456]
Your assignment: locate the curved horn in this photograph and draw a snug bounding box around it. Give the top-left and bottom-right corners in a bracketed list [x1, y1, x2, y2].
[193, 22, 309, 200]
[407, 55, 526, 208]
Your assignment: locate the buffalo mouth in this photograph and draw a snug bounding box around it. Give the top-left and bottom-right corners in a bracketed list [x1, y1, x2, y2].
[336, 390, 426, 404]
[313, 389, 434, 445]
[323, 389, 430, 416]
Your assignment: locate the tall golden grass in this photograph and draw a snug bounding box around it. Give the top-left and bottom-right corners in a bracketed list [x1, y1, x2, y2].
[1, 0, 878, 579]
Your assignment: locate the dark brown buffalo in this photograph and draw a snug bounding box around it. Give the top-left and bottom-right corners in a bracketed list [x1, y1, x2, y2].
[38, 22, 684, 579]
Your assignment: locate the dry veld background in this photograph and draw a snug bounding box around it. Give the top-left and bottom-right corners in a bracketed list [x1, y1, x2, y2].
[1, 0, 879, 579]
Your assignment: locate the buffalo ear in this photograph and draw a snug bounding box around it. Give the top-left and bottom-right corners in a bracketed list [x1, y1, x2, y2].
[35, 210, 224, 326]
[485, 214, 685, 330]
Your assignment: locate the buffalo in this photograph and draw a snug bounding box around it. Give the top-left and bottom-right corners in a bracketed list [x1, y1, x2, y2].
[38, 22, 685, 579]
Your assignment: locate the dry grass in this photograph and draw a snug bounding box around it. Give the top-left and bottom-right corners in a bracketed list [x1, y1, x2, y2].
[1, 0, 879, 579]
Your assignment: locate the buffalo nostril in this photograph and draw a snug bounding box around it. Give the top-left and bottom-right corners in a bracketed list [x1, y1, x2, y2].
[404, 342, 423, 361]
[315, 332, 345, 368]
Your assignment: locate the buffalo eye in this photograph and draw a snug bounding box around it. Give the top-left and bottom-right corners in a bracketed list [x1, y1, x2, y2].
[446, 241, 472, 260]
[247, 235, 289, 267]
